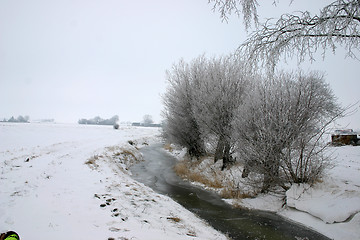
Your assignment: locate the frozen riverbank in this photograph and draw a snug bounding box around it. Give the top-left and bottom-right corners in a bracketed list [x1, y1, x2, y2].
[235, 145, 360, 240]
[0, 123, 227, 239]
[167, 144, 360, 240]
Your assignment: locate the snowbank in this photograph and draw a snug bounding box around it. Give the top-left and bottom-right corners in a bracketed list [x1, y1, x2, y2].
[0, 123, 227, 240]
[286, 182, 360, 224]
[280, 146, 360, 239]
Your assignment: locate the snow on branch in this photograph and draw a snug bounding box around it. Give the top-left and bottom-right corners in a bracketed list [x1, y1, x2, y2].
[208, 0, 259, 28]
[238, 0, 360, 71]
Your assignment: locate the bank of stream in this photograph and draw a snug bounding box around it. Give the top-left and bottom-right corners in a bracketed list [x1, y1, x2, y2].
[130, 144, 330, 240]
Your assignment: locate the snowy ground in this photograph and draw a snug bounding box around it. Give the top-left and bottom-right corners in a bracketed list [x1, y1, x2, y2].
[0, 123, 227, 240]
[233, 145, 360, 240]
[168, 143, 360, 240]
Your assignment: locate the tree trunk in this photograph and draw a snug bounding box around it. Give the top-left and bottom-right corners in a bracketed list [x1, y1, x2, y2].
[262, 158, 280, 192]
[214, 136, 225, 163]
[221, 142, 231, 170]
[188, 138, 205, 159]
[187, 118, 206, 159]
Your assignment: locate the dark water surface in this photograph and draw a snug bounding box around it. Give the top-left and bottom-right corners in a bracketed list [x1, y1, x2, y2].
[130, 144, 330, 240]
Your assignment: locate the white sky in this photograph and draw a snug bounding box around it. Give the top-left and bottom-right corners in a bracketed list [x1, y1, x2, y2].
[0, 0, 359, 128]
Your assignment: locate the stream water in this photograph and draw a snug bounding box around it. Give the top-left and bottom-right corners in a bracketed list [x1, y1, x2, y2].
[130, 144, 330, 240]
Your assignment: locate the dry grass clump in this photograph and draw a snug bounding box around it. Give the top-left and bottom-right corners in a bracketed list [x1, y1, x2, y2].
[220, 187, 256, 199]
[85, 154, 103, 169]
[164, 143, 174, 152]
[113, 148, 144, 170]
[174, 161, 223, 189]
[105, 146, 120, 152]
[86, 144, 141, 171]
[173, 162, 188, 176]
[118, 150, 137, 162]
[167, 217, 181, 223]
[105, 145, 139, 161]
[173, 156, 258, 200]
[113, 151, 121, 157]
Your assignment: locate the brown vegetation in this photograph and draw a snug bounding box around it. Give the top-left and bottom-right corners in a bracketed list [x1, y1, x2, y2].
[173, 156, 259, 199]
[164, 143, 174, 152]
[167, 217, 181, 223]
[85, 154, 103, 169]
[174, 161, 223, 189]
[220, 186, 256, 199]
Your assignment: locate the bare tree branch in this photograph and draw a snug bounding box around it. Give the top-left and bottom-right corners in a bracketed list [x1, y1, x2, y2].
[208, 0, 260, 28]
[238, 0, 360, 71]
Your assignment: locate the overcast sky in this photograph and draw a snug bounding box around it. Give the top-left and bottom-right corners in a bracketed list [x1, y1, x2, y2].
[1, 0, 359, 128]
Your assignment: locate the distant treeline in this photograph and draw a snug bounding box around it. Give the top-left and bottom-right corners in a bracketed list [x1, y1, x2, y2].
[1, 115, 30, 123]
[131, 122, 162, 127]
[78, 115, 119, 125]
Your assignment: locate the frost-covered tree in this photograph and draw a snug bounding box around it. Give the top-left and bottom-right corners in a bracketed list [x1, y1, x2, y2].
[142, 114, 154, 126]
[17, 115, 30, 122]
[163, 55, 251, 167]
[236, 71, 342, 192]
[78, 115, 119, 125]
[191, 55, 250, 169]
[209, 0, 360, 70]
[110, 115, 119, 123]
[162, 60, 206, 158]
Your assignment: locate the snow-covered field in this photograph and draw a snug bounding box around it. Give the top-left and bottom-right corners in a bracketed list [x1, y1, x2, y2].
[2, 122, 360, 240]
[0, 123, 227, 240]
